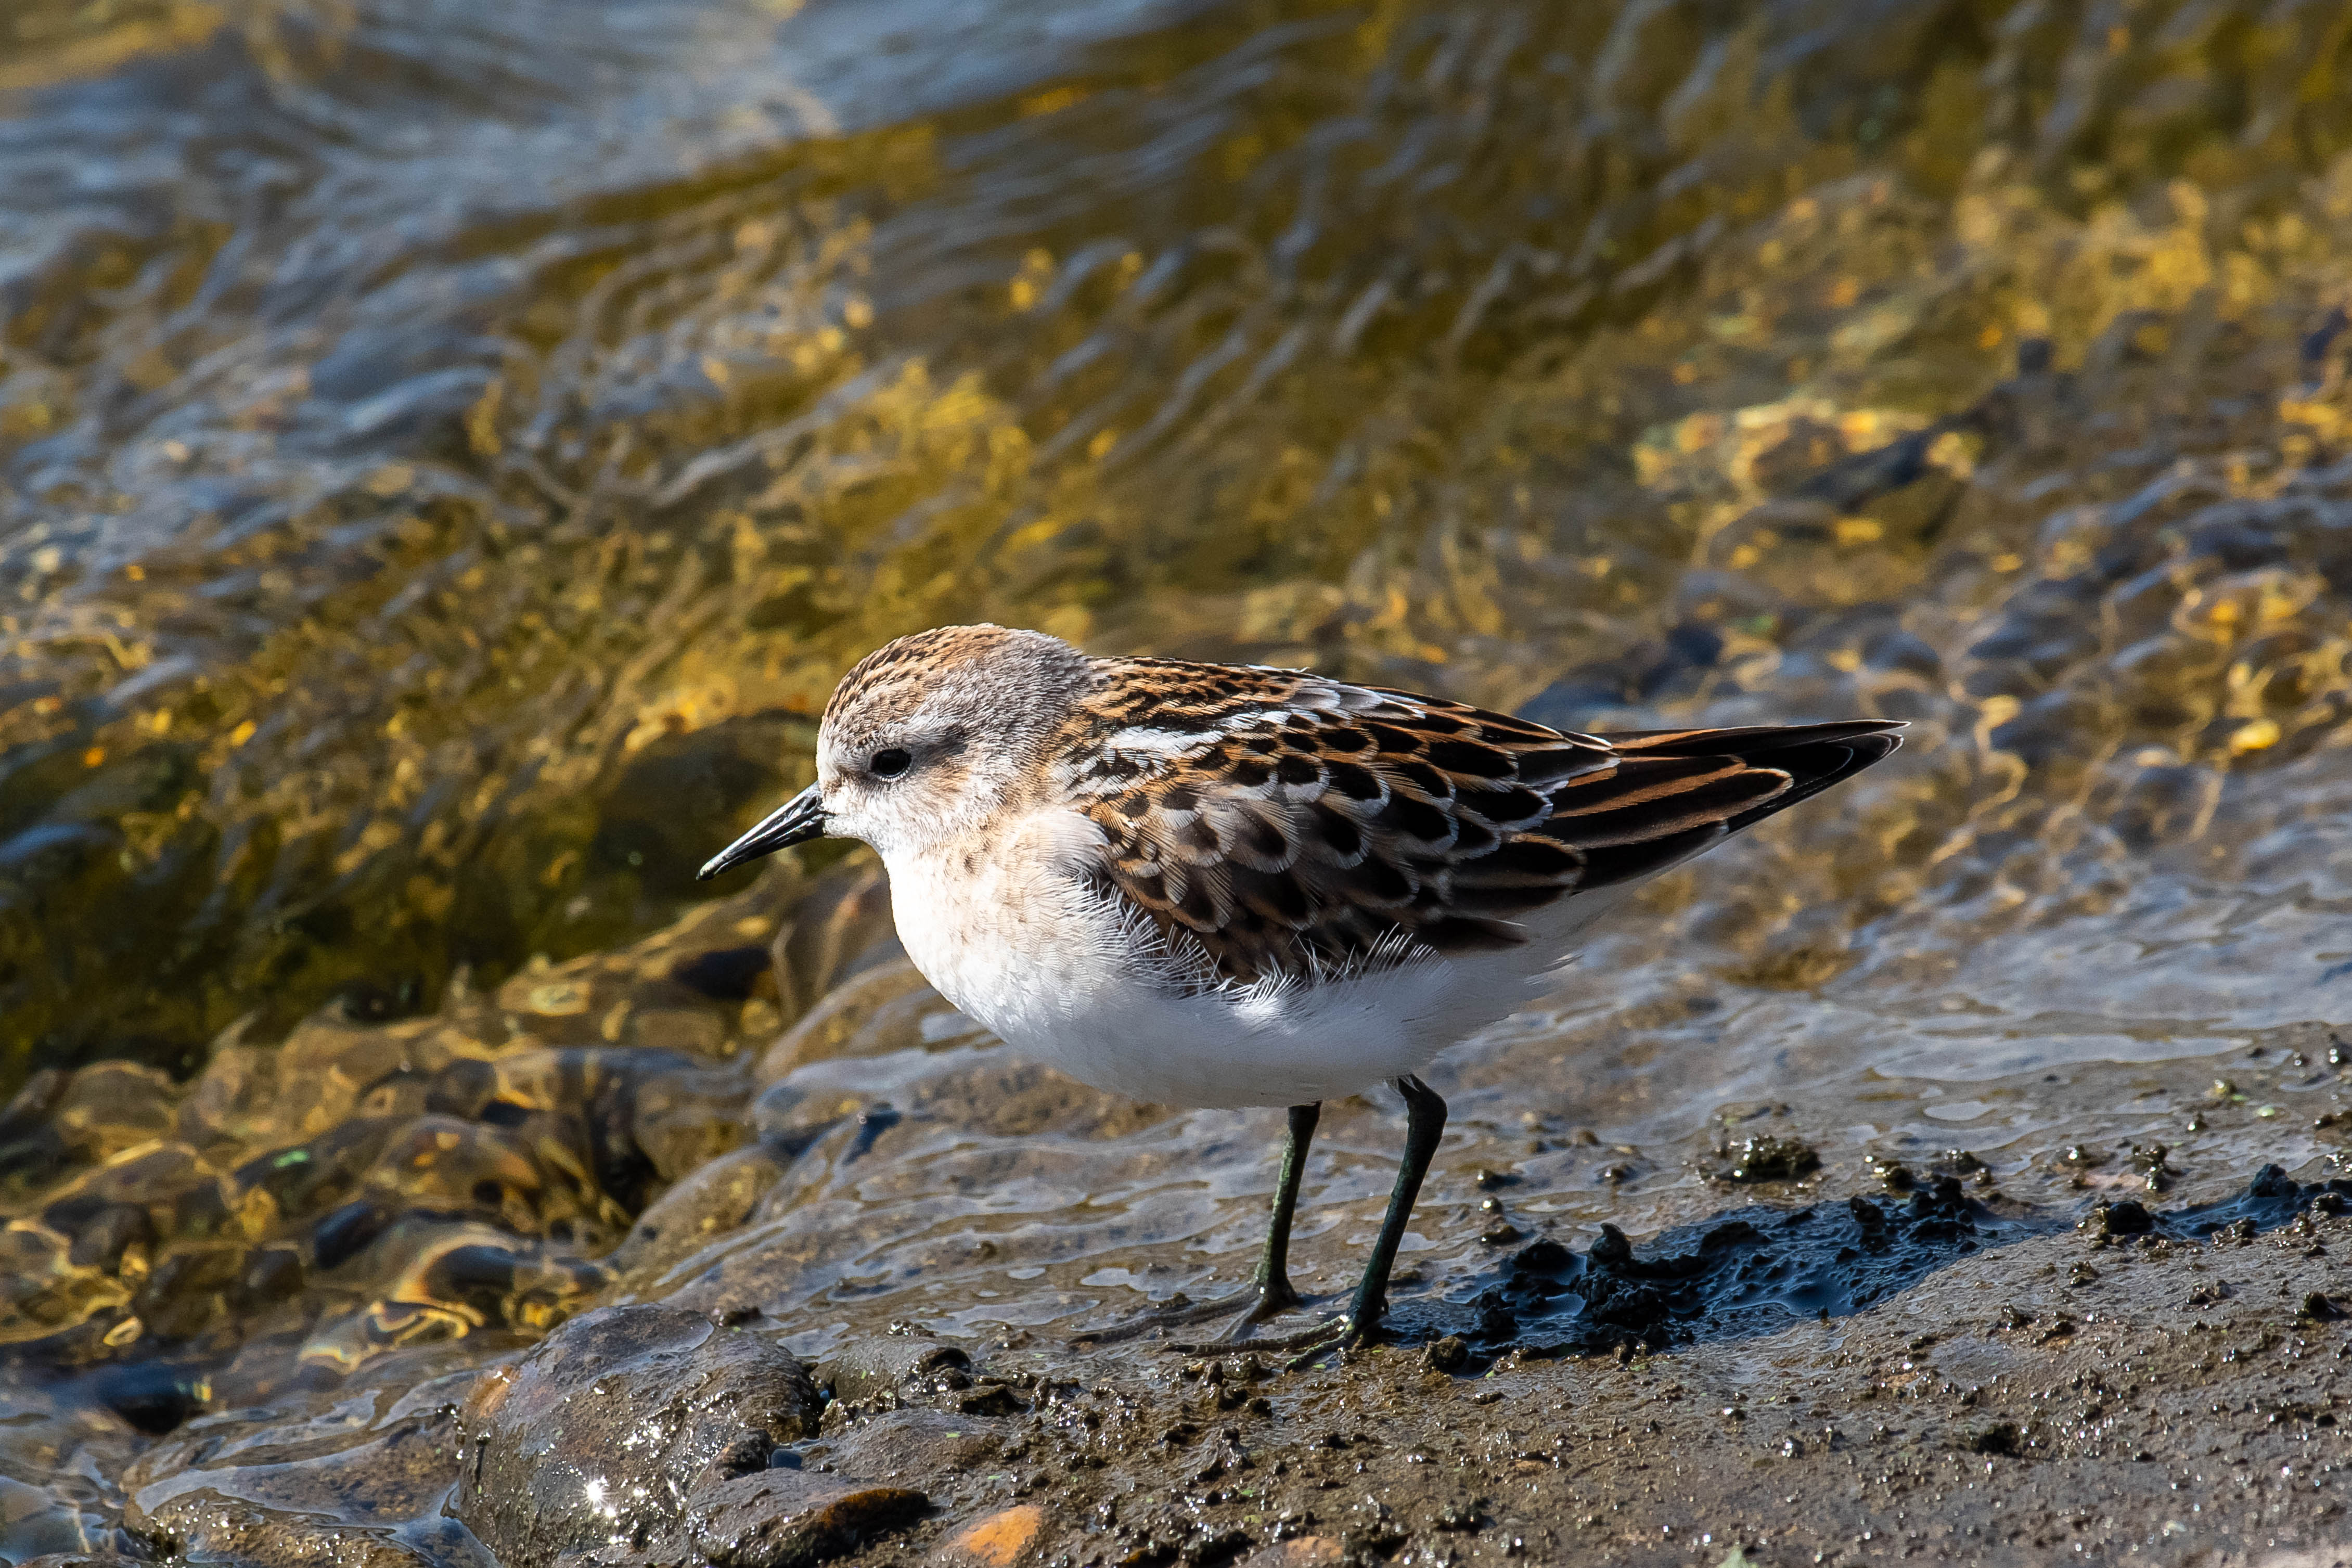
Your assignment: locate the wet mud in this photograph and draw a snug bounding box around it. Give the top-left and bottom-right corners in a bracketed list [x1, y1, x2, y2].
[832, 1186, 2352, 1568]
[37, 1159, 2352, 1568]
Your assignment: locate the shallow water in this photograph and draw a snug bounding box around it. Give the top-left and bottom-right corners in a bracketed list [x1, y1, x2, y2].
[4, 0, 2352, 1559]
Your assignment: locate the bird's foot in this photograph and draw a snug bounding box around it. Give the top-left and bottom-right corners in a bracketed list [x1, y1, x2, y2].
[1275, 1312, 1382, 1370]
[1160, 1308, 1378, 1365]
[1161, 1280, 1315, 1352]
[1066, 1288, 1263, 1347]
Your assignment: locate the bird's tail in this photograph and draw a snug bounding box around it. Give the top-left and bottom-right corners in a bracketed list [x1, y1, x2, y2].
[1595, 720, 1906, 832]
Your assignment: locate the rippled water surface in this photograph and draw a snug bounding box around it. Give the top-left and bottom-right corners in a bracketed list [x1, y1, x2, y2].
[5, 0, 2352, 1558]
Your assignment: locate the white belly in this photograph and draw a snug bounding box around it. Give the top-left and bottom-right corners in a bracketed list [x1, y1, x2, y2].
[880, 810, 1624, 1109]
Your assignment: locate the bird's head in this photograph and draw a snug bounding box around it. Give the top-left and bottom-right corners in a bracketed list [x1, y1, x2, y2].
[697, 623, 1091, 877]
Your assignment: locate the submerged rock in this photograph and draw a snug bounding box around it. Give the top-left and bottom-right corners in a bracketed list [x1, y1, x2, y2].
[121, 1358, 479, 1568]
[454, 1304, 921, 1567]
[612, 1146, 791, 1279]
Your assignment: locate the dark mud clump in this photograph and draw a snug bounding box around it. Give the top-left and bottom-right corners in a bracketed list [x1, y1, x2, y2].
[1489, 1175, 2049, 1358]
[1483, 1167, 2352, 1366]
[1713, 1133, 1823, 1184]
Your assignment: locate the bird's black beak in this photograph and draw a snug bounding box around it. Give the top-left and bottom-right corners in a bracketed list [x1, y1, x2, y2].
[697, 783, 828, 881]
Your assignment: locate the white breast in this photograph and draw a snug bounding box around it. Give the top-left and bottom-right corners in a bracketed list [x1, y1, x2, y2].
[880, 809, 1616, 1109]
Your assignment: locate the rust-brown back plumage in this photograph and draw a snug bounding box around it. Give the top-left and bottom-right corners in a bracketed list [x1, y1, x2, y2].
[1057, 659, 1901, 989]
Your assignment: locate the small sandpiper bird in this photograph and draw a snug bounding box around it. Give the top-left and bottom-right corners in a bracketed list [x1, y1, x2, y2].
[700, 624, 1901, 1352]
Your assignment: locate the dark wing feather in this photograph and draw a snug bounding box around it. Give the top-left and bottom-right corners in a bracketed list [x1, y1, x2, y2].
[1062, 660, 1901, 989]
[1596, 722, 1906, 830]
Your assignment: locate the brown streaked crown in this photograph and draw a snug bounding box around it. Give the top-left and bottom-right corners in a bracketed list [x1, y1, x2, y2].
[818, 624, 1096, 804]
[824, 623, 1091, 740]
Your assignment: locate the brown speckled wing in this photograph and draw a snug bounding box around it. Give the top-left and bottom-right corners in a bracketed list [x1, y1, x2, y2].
[1061, 659, 1902, 989]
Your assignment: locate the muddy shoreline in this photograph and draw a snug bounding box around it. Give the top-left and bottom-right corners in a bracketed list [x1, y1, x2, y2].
[2, 859, 2348, 1566]
[1, 845, 2347, 1568]
[77, 1157, 2352, 1568]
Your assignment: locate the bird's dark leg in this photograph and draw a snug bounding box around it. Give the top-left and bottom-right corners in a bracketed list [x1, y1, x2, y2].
[1231, 1101, 1321, 1329]
[1073, 1101, 1322, 1347]
[1335, 1074, 1446, 1345]
[1267, 1074, 1448, 1364]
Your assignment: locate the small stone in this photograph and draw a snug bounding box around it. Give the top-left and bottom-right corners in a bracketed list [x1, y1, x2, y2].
[829, 1408, 1008, 1476]
[940, 1503, 1047, 1566]
[2084, 1199, 2154, 1238]
[814, 1336, 971, 1407]
[1423, 1336, 1470, 1373]
[1508, 1239, 1573, 1275]
[2128, 1142, 2177, 1192]
[1240, 1538, 1345, 1566]
[1718, 1136, 1819, 1183]
[690, 1472, 928, 1568]
[955, 1384, 1026, 1417]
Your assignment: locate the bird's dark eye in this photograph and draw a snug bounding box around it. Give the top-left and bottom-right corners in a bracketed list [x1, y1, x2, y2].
[870, 748, 912, 779]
